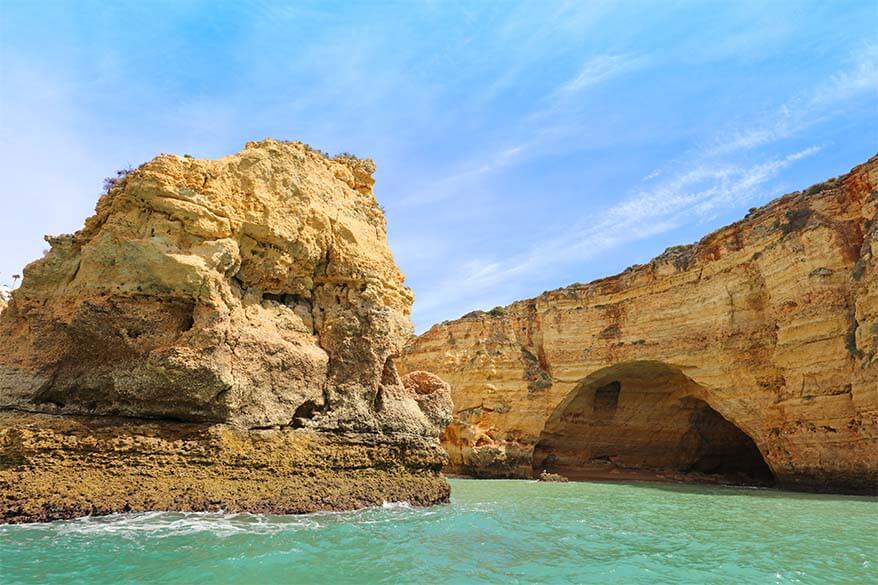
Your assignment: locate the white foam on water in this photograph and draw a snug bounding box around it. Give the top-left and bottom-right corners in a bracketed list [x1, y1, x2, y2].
[14, 511, 325, 539]
[5, 501, 444, 538]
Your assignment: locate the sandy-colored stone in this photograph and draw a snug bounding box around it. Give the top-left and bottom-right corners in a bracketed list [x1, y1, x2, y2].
[537, 471, 568, 482]
[0, 412, 448, 524]
[0, 139, 451, 522]
[400, 155, 878, 494]
[401, 370, 454, 433]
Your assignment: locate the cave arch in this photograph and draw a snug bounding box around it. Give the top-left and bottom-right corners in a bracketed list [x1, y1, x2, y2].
[533, 361, 774, 486]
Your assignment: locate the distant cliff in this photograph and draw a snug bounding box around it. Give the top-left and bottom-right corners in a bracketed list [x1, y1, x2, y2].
[401, 155, 878, 494]
[0, 139, 451, 523]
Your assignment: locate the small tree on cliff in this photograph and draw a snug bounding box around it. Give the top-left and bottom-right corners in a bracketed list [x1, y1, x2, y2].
[102, 166, 135, 193]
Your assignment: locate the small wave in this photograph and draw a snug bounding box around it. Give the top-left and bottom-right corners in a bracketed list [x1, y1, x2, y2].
[6, 502, 437, 538]
[15, 511, 325, 539]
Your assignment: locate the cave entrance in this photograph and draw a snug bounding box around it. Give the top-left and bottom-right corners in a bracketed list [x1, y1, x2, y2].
[533, 361, 774, 486]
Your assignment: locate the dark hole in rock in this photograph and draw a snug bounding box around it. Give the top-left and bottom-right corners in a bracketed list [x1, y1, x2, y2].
[262, 292, 285, 303]
[291, 400, 319, 428]
[534, 361, 774, 487]
[678, 397, 774, 482]
[261, 292, 311, 310]
[593, 381, 620, 417]
[372, 387, 385, 411]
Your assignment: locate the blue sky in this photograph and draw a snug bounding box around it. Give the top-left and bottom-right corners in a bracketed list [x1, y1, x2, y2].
[1, 1, 876, 331]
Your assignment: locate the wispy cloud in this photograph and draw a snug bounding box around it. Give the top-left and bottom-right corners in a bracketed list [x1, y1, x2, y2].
[399, 143, 528, 205]
[553, 54, 646, 103]
[811, 43, 878, 105]
[707, 44, 878, 156]
[413, 146, 821, 327]
[527, 53, 647, 124]
[403, 53, 646, 206]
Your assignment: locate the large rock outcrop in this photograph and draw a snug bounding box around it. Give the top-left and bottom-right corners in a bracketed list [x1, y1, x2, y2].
[0, 139, 451, 523]
[400, 155, 878, 494]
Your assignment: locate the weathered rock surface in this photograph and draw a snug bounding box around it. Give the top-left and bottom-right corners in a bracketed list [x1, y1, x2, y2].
[0, 139, 451, 523]
[537, 471, 568, 482]
[0, 412, 447, 524]
[400, 155, 878, 494]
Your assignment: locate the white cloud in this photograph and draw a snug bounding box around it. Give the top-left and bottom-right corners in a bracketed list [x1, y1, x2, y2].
[554, 54, 645, 101]
[812, 43, 878, 105]
[402, 53, 647, 207]
[413, 146, 821, 329]
[529, 53, 647, 123]
[707, 45, 878, 156]
[399, 143, 529, 205]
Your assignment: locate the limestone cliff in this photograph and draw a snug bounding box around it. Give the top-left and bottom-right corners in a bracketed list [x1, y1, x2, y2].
[400, 155, 878, 494]
[0, 139, 451, 523]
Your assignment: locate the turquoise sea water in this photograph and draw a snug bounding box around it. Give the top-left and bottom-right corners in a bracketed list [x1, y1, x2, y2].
[1, 479, 875, 584]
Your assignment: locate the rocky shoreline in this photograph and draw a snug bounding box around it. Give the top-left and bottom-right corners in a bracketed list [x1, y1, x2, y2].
[0, 411, 449, 524]
[0, 140, 452, 523]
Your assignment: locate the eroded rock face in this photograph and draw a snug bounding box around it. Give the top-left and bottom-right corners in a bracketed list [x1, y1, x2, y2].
[401, 371, 454, 433]
[0, 140, 451, 523]
[0, 412, 448, 524]
[400, 155, 878, 494]
[532, 361, 774, 486]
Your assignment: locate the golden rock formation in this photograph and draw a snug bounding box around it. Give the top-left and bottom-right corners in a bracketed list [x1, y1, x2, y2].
[0, 139, 451, 523]
[400, 155, 878, 494]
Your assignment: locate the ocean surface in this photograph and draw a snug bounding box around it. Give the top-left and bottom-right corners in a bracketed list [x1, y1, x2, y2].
[1, 479, 875, 584]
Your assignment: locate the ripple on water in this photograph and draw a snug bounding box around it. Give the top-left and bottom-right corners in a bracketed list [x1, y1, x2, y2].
[1, 479, 876, 585]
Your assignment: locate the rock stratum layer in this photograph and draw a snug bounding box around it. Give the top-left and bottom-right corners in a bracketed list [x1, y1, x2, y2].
[400, 155, 878, 494]
[0, 139, 451, 523]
